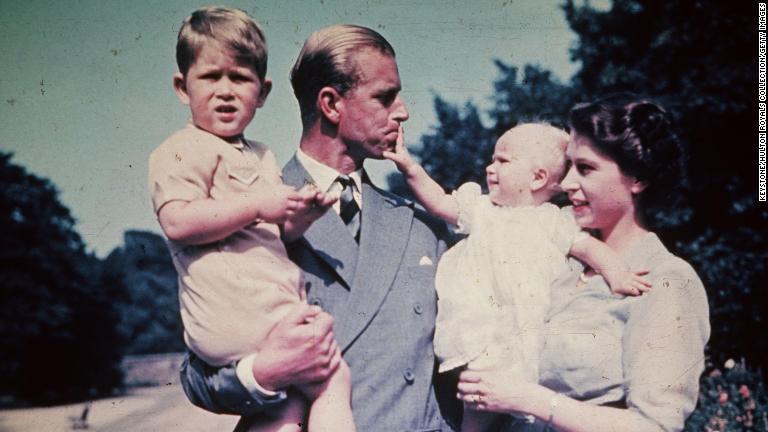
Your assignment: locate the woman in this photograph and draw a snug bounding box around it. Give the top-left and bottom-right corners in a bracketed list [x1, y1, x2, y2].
[457, 94, 710, 432]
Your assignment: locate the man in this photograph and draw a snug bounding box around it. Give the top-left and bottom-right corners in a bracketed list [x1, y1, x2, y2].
[181, 24, 458, 431]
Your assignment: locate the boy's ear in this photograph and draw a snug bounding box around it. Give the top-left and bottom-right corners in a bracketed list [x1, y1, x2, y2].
[318, 86, 343, 125]
[255, 78, 272, 107]
[173, 72, 190, 105]
[530, 167, 549, 192]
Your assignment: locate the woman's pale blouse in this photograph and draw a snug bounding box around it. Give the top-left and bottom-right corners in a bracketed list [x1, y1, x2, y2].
[529, 232, 709, 431]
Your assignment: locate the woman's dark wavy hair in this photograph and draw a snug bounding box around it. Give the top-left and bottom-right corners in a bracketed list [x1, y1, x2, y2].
[567, 93, 687, 225]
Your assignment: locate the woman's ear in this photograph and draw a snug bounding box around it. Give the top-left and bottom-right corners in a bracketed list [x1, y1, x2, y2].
[173, 72, 190, 105]
[530, 167, 550, 192]
[630, 178, 648, 195]
[318, 86, 342, 125]
[255, 78, 272, 107]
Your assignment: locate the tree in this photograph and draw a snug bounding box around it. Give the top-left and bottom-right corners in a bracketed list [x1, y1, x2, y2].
[102, 230, 184, 355]
[0, 152, 124, 405]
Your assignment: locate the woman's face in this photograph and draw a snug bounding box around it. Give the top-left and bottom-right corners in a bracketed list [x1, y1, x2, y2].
[561, 132, 643, 232]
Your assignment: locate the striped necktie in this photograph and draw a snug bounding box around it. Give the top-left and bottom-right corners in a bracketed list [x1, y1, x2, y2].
[337, 175, 361, 242]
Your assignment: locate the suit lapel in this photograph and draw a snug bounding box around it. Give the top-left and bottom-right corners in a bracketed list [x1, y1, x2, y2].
[282, 156, 358, 289]
[335, 181, 413, 350]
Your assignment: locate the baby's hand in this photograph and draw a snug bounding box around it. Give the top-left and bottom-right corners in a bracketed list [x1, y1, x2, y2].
[382, 125, 416, 173]
[605, 268, 652, 297]
[258, 184, 304, 224]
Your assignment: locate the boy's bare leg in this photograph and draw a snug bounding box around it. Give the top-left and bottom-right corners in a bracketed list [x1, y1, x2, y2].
[235, 395, 307, 432]
[300, 360, 356, 432]
[461, 406, 499, 432]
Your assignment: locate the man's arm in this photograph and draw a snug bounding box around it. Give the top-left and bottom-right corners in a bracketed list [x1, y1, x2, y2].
[180, 305, 341, 415]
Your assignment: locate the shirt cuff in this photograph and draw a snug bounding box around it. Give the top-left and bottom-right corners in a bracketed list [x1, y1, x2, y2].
[235, 354, 288, 401]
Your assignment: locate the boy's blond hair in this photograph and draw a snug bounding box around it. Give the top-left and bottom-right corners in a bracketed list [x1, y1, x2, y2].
[176, 6, 268, 79]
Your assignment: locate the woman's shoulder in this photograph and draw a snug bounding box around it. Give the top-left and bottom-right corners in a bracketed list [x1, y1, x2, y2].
[632, 233, 708, 311]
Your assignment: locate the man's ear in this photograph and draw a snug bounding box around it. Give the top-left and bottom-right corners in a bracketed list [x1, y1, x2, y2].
[318, 86, 342, 125]
[630, 178, 648, 195]
[173, 72, 190, 105]
[256, 78, 272, 107]
[530, 167, 550, 192]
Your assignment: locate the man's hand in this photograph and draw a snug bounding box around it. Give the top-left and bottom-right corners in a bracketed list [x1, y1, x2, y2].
[282, 185, 338, 242]
[251, 304, 341, 391]
[383, 125, 417, 174]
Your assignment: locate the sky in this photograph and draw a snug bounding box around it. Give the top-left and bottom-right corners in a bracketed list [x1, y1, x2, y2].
[0, 0, 609, 256]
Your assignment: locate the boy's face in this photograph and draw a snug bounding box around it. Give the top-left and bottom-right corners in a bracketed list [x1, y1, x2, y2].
[485, 133, 535, 206]
[174, 42, 271, 140]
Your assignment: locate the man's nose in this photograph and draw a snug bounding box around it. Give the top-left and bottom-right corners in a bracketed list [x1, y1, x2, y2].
[392, 96, 409, 122]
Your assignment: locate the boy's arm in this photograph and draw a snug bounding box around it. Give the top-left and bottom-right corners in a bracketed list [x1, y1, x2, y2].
[383, 128, 460, 225]
[282, 187, 338, 242]
[570, 235, 651, 296]
[158, 183, 305, 245]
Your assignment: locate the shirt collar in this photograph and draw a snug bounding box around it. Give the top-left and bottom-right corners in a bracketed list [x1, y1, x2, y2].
[296, 147, 363, 192]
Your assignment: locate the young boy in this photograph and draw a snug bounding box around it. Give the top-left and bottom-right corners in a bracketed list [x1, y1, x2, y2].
[147, 7, 354, 431]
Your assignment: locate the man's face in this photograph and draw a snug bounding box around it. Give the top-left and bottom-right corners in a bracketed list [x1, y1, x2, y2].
[336, 48, 409, 160]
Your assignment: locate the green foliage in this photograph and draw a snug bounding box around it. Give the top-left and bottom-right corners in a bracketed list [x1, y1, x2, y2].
[102, 230, 184, 355]
[686, 359, 768, 431]
[0, 152, 123, 405]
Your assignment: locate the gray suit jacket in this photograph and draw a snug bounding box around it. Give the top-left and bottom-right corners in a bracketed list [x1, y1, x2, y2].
[180, 155, 458, 431]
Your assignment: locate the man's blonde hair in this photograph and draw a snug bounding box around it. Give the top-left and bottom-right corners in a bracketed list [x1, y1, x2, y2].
[290, 24, 395, 128]
[176, 6, 268, 79]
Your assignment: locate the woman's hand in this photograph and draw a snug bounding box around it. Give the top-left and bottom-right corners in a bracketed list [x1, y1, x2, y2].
[458, 368, 547, 414]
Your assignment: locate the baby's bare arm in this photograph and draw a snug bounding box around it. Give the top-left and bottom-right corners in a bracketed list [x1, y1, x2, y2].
[158, 183, 302, 245]
[570, 235, 651, 296]
[383, 127, 459, 224]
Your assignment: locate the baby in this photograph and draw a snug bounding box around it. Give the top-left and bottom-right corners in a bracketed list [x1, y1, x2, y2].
[385, 123, 650, 431]
[147, 7, 353, 432]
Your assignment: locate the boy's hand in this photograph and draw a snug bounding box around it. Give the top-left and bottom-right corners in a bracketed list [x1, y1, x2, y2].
[257, 184, 305, 224]
[383, 125, 417, 174]
[603, 267, 652, 297]
[282, 185, 339, 242]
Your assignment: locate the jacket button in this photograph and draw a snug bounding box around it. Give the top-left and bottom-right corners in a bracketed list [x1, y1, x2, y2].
[413, 303, 423, 315]
[309, 297, 322, 307]
[403, 369, 415, 384]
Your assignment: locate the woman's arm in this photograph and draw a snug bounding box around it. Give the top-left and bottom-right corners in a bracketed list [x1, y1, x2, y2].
[458, 370, 664, 432]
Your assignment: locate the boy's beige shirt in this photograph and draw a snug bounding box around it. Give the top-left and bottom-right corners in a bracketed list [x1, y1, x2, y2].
[148, 123, 302, 366]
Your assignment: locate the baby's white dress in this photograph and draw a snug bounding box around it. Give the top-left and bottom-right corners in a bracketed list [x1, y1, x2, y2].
[433, 182, 583, 381]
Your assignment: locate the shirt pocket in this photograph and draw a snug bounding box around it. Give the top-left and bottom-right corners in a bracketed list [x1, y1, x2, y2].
[225, 162, 260, 187]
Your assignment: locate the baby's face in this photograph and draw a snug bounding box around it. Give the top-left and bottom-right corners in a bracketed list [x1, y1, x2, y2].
[485, 133, 535, 206]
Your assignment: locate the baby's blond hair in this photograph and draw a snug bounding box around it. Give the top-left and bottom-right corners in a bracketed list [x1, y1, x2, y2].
[502, 123, 569, 198]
